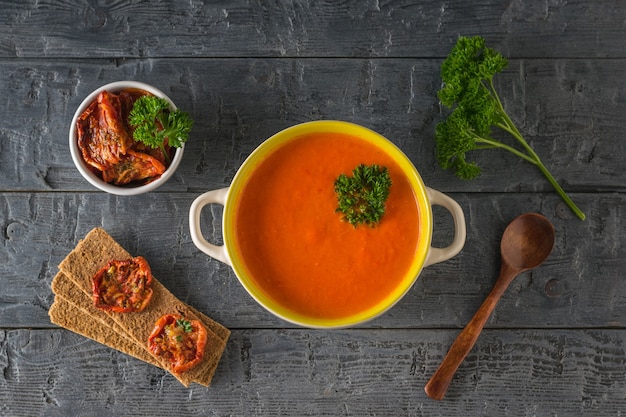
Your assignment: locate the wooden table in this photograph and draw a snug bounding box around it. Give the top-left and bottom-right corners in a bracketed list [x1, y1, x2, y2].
[2, 1, 625, 415]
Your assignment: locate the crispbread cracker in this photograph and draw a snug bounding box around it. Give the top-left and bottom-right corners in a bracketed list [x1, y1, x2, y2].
[48, 298, 172, 374]
[56, 227, 229, 387]
[51, 271, 222, 386]
[49, 299, 150, 362]
[51, 271, 230, 344]
[51, 272, 129, 336]
[50, 272, 192, 386]
[51, 295, 152, 364]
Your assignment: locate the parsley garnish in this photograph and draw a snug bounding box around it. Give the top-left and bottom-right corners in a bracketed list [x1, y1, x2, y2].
[176, 319, 193, 333]
[129, 95, 193, 163]
[334, 164, 392, 228]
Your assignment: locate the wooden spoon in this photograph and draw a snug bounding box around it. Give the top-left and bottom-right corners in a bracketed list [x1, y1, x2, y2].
[424, 213, 555, 400]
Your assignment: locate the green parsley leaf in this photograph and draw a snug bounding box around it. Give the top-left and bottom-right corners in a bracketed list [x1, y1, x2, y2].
[128, 95, 193, 163]
[175, 318, 193, 333]
[334, 164, 392, 228]
[435, 36, 585, 220]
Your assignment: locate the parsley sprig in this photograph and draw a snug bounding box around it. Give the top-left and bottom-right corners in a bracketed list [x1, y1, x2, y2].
[129, 95, 193, 163]
[334, 164, 392, 228]
[176, 318, 193, 333]
[435, 36, 585, 220]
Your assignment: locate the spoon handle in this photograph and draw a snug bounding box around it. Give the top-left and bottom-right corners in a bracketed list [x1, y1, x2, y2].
[424, 264, 519, 400]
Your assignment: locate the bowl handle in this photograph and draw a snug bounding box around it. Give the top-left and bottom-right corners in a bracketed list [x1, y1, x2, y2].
[189, 188, 232, 266]
[424, 187, 466, 267]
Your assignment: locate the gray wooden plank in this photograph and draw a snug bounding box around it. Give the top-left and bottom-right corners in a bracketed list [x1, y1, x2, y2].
[1, 1, 625, 59]
[2, 1, 623, 414]
[1, 192, 623, 329]
[1, 328, 624, 416]
[1, 58, 625, 194]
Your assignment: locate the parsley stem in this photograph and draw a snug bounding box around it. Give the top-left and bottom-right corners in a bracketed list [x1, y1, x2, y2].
[474, 135, 537, 165]
[498, 104, 587, 220]
[436, 36, 585, 221]
[156, 114, 171, 164]
[491, 81, 586, 221]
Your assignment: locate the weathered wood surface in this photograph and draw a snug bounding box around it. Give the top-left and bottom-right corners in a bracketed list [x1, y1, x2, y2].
[1, 0, 626, 59]
[1, 58, 625, 193]
[1, 328, 625, 417]
[1, 192, 624, 330]
[2, 0, 626, 415]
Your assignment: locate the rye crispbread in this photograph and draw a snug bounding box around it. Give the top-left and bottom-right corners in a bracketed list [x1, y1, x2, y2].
[51, 271, 230, 345]
[50, 272, 190, 386]
[51, 272, 129, 336]
[53, 227, 229, 387]
[50, 270, 226, 386]
[48, 298, 164, 369]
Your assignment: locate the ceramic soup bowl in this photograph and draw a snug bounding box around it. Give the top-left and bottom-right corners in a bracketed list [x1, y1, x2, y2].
[190, 121, 466, 328]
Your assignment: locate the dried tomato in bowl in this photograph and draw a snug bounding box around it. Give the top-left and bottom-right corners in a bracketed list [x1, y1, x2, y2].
[76, 89, 172, 186]
[70, 81, 192, 195]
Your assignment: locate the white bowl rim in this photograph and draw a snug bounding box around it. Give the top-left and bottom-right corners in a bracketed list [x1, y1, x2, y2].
[69, 80, 184, 195]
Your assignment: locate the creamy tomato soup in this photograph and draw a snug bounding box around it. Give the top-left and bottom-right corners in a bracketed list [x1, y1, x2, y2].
[233, 132, 420, 320]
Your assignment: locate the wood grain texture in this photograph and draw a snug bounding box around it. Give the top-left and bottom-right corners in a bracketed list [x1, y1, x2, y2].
[1, 192, 624, 329]
[1, 328, 625, 416]
[1, 58, 625, 193]
[1, 0, 625, 59]
[1, 1, 625, 415]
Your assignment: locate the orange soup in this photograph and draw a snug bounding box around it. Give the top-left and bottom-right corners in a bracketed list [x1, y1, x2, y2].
[233, 132, 420, 320]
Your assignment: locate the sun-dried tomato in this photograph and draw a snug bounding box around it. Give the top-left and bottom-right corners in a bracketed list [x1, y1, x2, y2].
[148, 314, 208, 374]
[92, 256, 154, 313]
[77, 91, 134, 172]
[76, 88, 172, 185]
[101, 149, 166, 185]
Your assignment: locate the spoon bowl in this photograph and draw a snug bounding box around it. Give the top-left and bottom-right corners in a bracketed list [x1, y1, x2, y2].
[424, 213, 555, 400]
[501, 213, 555, 270]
